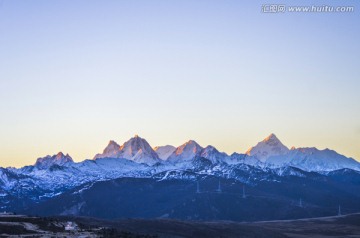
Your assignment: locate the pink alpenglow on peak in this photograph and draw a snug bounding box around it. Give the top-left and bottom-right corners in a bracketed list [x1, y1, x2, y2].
[102, 140, 121, 156]
[262, 133, 281, 144]
[167, 140, 203, 163]
[246, 133, 289, 162]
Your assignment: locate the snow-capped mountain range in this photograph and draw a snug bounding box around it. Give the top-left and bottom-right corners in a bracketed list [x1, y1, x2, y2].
[0, 133, 359, 211]
[12, 133, 359, 172]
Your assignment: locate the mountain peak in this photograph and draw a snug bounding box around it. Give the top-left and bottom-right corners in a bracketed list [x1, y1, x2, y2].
[263, 133, 278, 142]
[56, 152, 64, 157]
[203, 145, 218, 152]
[185, 139, 198, 145]
[178, 140, 202, 153]
[246, 134, 289, 162]
[103, 140, 121, 154]
[108, 140, 119, 145]
[94, 136, 160, 165]
[167, 140, 203, 163]
[54, 152, 72, 161]
[126, 135, 148, 144]
[119, 136, 160, 164]
[200, 145, 228, 164]
[35, 152, 73, 169]
[131, 134, 144, 141]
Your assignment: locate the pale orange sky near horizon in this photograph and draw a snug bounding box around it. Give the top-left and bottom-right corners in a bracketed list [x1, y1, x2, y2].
[0, 1, 359, 168]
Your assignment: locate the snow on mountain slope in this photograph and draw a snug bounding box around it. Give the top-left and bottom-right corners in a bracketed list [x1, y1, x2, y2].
[93, 135, 161, 165]
[0, 168, 23, 190]
[71, 157, 151, 179]
[167, 140, 203, 163]
[119, 135, 160, 164]
[225, 153, 247, 164]
[99, 140, 121, 158]
[154, 145, 176, 160]
[200, 146, 228, 164]
[266, 147, 360, 172]
[1, 133, 360, 210]
[225, 153, 264, 167]
[166, 142, 230, 165]
[246, 134, 289, 162]
[1, 155, 155, 204]
[35, 152, 73, 169]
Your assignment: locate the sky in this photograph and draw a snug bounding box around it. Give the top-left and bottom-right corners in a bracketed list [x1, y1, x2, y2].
[0, 0, 359, 167]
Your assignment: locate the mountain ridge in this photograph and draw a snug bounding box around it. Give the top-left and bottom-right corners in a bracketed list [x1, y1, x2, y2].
[13, 133, 359, 172]
[1, 133, 359, 223]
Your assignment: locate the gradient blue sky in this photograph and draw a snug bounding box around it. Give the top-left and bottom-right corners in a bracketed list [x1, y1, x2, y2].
[0, 0, 359, 167]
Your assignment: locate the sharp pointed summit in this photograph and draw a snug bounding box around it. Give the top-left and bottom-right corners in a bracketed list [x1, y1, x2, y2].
[120, 135, 160, 163]
[263, 133, 279, 143]
[246, 133, 289, 162]
[102, 140, 121, 156]
[168, 140, 203, 163]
